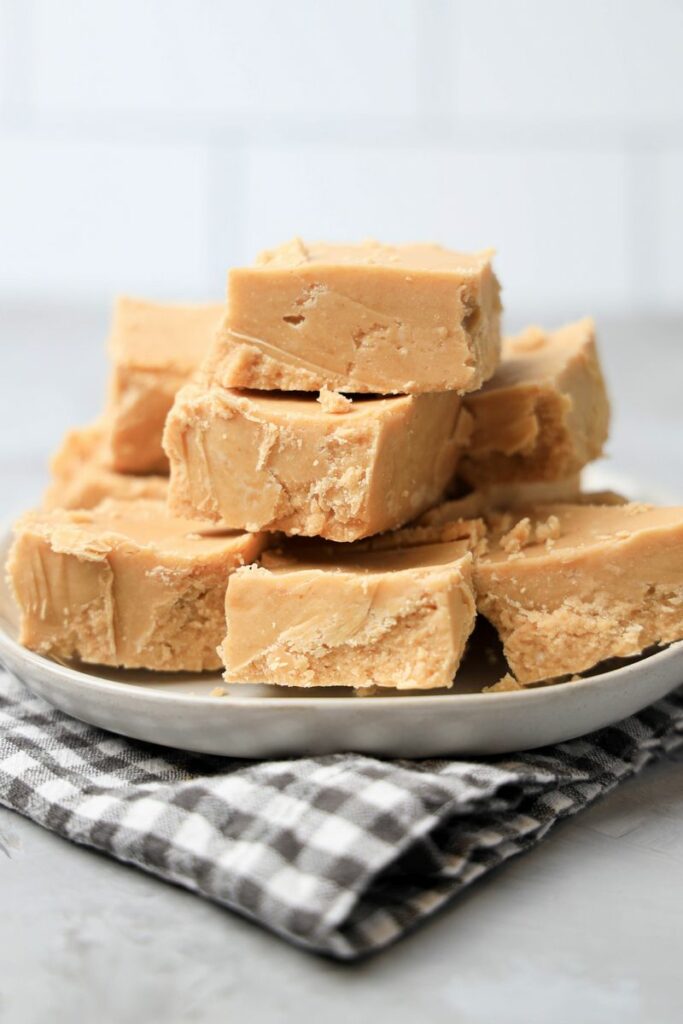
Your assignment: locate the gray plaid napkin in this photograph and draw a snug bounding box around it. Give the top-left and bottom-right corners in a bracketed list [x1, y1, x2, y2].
[0, 670, 681, 959]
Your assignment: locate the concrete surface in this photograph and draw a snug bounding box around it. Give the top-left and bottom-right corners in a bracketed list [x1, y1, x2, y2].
[0, 751, 681, 1024]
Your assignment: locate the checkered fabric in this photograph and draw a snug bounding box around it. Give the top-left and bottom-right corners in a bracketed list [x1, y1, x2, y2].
[0, 672, 681, 959]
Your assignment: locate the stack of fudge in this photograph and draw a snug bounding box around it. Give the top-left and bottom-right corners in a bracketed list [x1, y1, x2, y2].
[10, 240, 683, 692]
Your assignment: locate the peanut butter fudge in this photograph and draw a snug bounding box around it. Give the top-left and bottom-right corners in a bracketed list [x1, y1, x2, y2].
[107, 297, 224, 474]
[202, 239, 502, 395]
[460, 319, 609, 486]
[9, 500, 266, 672]
[467, 475, 583, 510]
[43, 421, 168, 510]
[164, 385, 469, 541]
[475, 503, 683, 684]
[417, 478, 624, 527]
[221, 538, 476, 690]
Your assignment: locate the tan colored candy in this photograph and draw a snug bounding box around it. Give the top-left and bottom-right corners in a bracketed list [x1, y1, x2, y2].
[43, 420, 168, 510]
[107, 297, 224, 473]
[202, 238, 501, 394]
[221, 538, 476, 690]
[9, 500, 266, 672]
[164, 385, 469, 541]
[461, 318, 609, 485]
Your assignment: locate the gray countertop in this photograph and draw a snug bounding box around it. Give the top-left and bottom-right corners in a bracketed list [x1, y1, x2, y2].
[0, 307, 682, 1023]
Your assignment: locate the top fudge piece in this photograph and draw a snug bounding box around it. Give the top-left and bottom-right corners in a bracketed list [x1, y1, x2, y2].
[202, 238, 502, 394]
[9, 499, 266, 672]
[459, 318, 609, 486]
[43, 420, 168, 510]
[107, 297, 224, 474]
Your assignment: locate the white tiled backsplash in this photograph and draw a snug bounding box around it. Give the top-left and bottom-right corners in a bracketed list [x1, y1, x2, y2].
[1, 0, 682, 316]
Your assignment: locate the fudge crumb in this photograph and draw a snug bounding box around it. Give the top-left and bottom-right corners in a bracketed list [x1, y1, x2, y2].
[535, 514, 561, 544]
[354, 685, 378, 698]
[500, 517, 532, 554]
[485, 673, 524, 693]
[210, 686, 228, 697]
[317, 389, 352, 414]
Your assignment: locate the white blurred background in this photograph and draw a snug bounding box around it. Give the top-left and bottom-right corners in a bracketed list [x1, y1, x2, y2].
[1, 0, 682, 509]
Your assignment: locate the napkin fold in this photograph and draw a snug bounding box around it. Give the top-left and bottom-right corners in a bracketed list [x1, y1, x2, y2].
[0, 672, 681, 959]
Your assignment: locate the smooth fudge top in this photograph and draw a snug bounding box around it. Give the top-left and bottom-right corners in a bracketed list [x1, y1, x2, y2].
[483, 502, 683, 564]
[17, 499, 264, 568]
[109, 296, 224, 373]
[253, 238, 494, 276]
[197, 387, 425, 424]
[261, 537, 473, 575]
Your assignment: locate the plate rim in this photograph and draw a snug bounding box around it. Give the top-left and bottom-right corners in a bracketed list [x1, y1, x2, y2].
[2, 601, 682, 711]
[2, 517, 682, 713]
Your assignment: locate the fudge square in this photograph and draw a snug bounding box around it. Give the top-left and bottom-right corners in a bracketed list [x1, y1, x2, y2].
[202, 238, 502, 395]
[221, 538, 476, 690]
[43, 420, 168, 510]
[9, 500, 267, 672]
[459, 318, 609, 486]
[163, 385, 469, 541]
[416, 477, 625, 527]
[107, 296, 224, 474]
[475, 503, 683, 685]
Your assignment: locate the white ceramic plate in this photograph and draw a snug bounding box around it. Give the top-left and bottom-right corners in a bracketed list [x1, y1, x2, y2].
[1, 528, 681, 757]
